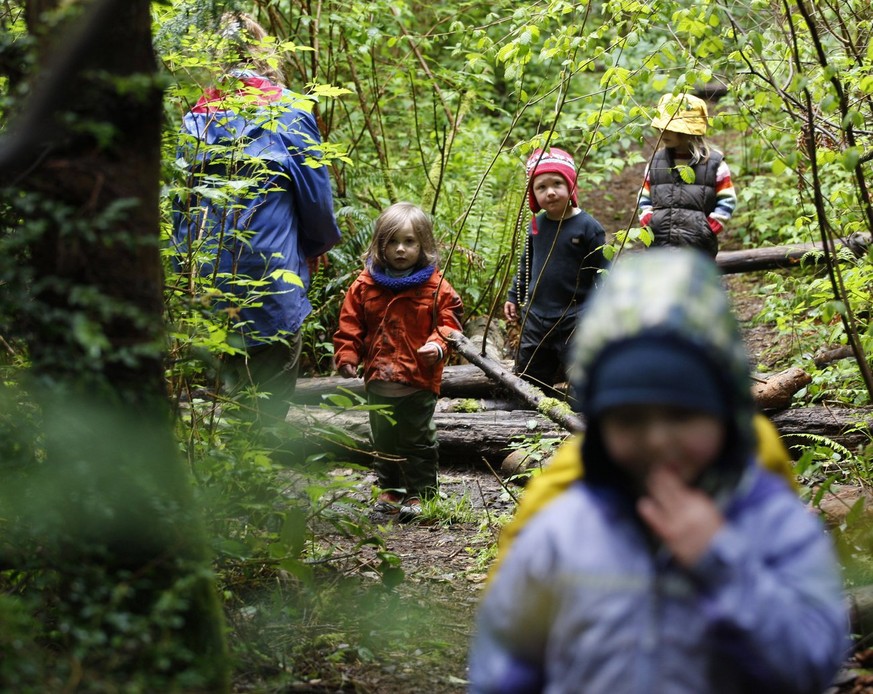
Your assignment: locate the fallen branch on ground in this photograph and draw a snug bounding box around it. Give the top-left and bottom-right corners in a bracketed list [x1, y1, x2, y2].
[445, 330, 583, 433]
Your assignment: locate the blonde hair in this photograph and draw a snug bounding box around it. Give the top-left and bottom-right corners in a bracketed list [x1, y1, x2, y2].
[678, 134, 717, 163]
[219, 12, 285, 86]
[652, 93, 721, 162]
[365, 203, 439, 269]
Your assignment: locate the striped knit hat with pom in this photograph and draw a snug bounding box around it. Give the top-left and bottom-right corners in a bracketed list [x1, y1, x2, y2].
[526, 147, 579, 213]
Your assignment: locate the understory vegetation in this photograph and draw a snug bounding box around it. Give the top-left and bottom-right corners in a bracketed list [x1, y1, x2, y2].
[1, 0, 872, 690]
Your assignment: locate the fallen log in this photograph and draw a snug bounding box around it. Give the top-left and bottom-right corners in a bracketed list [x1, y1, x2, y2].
[287, 404, 872, 467]
[715, 234, 869, 274]
[293, 363, 505, 405]
[295, 332, 580, 430]
[814, 345, 855, 368]
[769, 405, 873, 451]
[462, 315, 506, 363]
[297, 365, 810, 414]
[285, 406, 566, 466]
[436, 398, 520, 413]
[751, 367, 811, 411]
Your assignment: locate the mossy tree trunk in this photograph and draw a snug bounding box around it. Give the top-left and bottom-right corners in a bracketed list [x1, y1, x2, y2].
[0, 0, 229, 689]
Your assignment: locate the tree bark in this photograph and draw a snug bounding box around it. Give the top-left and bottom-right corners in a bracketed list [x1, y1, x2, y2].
[0, 0, 229, 687]
[769, 405, 872, 450]
[431, 330, 580, 432]
[751, 367, 812, 410]
[295, 362, 509, 404]
[286, 406, 566, 465]
[437, 398, 520, 413]
[462, 315, 506, 363]
[813, 345, 855, 367]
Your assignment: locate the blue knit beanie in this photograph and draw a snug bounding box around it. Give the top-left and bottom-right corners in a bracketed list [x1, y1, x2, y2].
[585, 337, 729, 420]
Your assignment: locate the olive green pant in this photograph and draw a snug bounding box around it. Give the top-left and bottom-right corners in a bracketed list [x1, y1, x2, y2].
[226, 333, 303, 426]
[368, 389, 439, 499]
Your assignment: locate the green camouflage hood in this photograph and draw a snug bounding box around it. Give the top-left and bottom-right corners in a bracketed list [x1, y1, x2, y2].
[570, 248, 756, 491]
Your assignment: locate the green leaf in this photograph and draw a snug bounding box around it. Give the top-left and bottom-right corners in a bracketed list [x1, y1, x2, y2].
[639, 227, 654, 246]
[379, 565, 405, 589]
[279, 557, 314, 583]
[841, 147, 861, 171]
[676, 165, 696, 184]
[279, 507, 308, 557]
[269, 269, 305, 287]
[310, 84, 353, 98]
[324, 393, 355, 408]
[846, 497, 867, 526]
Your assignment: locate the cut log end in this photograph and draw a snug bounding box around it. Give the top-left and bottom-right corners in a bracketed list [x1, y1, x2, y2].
[751, 367, 812, 411]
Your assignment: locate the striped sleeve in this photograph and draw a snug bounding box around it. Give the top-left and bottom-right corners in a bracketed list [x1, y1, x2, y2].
[637, 167, 653, 226]
[710, 160, 737, 223]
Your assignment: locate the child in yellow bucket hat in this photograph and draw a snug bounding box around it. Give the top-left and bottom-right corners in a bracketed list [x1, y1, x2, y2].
[638, 93, 737, 257]
[650, 92, 710, 134]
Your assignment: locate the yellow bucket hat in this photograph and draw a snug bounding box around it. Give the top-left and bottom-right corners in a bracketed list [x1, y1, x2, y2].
[650, 93, 709, 136]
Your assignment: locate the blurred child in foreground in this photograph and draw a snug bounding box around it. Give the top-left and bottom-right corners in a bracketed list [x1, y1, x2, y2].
[469, 248, 848, 693]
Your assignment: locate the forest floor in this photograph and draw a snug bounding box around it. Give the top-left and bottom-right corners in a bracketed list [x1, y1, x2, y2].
[231, 158, 873, 693]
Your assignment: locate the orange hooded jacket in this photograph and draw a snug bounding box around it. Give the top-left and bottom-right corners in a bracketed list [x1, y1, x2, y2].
[334, 267, 463, 394]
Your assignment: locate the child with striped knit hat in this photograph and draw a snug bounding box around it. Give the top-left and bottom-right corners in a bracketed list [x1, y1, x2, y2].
[504, 147, 608, 403]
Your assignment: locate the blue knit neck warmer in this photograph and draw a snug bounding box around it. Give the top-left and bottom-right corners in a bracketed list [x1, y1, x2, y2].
[368, 263, 435, 291]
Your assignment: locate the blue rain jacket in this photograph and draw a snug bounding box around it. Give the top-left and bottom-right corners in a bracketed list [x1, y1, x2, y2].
[172, 72, 341, 345]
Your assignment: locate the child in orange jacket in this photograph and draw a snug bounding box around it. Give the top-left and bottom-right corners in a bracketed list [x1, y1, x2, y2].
[333, 203, 463, 520]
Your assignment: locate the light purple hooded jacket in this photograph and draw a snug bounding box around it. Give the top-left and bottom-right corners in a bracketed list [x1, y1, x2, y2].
[469, 249, 849, 694]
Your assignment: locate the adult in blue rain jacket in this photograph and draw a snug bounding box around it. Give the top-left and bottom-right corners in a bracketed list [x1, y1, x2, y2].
[468, 248, 849, 694]
[172, 23, 341, 424]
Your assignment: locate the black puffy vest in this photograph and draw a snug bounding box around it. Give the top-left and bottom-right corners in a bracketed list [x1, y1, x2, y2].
[648, 149, 722, 257]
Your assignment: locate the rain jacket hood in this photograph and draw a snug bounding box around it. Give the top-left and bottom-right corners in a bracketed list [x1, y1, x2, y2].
[569, 248, 756, 498]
